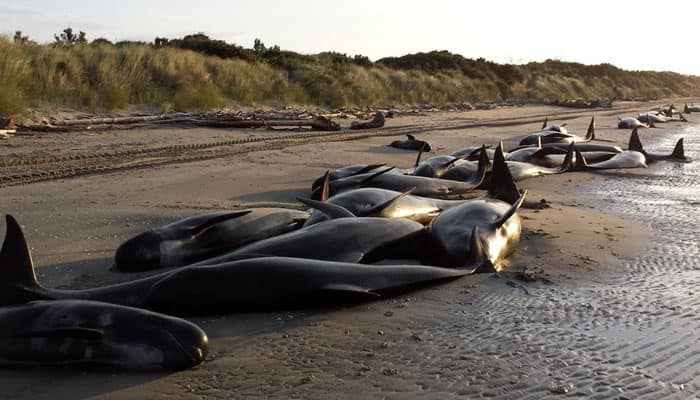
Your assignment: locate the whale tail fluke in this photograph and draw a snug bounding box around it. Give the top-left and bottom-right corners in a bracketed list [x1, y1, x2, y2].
[0, 215, 48, 306]
[671, 138, 686, 161]
[488, 142, 521, 204]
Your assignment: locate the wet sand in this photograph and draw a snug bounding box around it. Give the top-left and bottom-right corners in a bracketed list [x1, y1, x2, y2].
[0, 100, 697, 399]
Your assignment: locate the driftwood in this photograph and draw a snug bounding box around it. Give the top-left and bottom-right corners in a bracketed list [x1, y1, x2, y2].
[549, 98, 615, 109]
[49, 113, 190, 126]
[0, 129, 15, 140]
[15, 113, 340, 133]
[350, 112, 385, 130]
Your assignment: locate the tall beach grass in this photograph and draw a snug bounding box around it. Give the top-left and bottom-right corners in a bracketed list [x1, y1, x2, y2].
[1, 36, 699, 117]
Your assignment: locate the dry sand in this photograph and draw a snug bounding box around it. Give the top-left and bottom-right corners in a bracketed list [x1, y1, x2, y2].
[0, 100, 696, 399]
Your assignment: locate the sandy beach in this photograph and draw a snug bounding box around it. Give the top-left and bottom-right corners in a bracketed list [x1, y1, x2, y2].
[0, 99, 697, 399]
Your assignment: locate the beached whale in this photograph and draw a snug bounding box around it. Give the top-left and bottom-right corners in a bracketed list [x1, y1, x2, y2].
[0, 299, 208, 370]
[412, 152, 468, 178]
[389, 135, 431, 152]
[519, 117, 595, 146]
[311, 164, 386, 192]
[191, 217, 426, 266]
[115, 208, 310, 272]
[301, 150, 519, 226]
[0, 215, 473, 315]
[426, 191, 526, 269]
[574, 149, 647, 170]
[628, 128, 689, 163]
[490, 142, 574, 181]
[301, 188, 454, 225]
[310, 155, 488, 200]
[684, 103, 700, 113]
[450, 145, 496, 160]
[618, 117, 650, 129]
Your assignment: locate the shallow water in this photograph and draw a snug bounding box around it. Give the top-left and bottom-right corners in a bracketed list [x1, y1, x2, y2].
[381, 126, 700, 399]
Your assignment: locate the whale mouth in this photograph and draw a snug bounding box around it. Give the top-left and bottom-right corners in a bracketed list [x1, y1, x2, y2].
[167, 331, 209, 369]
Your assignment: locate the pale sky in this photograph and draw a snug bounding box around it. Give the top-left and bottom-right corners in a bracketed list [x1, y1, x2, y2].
[2, 0, 699, 75]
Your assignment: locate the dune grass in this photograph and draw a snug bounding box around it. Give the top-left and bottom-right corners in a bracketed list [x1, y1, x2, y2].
[1, 36, 699, 118]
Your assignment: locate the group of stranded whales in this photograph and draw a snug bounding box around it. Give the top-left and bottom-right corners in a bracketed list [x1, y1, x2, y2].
[0, 113, 692, 371]
[618, 103, 689, 129]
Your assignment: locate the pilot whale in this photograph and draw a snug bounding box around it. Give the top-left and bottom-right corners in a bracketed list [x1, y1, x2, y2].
[0, 215, 476, 315]
[115, 208, 309, 272]
[0, 299, 208, 370]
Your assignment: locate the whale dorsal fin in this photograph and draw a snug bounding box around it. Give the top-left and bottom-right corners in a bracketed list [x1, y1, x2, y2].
[541, 117, 548, 130]
[489, 143, 520, 204]
[465, 226, 496, 273]
[684, 104, 690, 114]
[556, 143, 576, 173]
[320, 171, 331, 201]
[406, 134, 416, 140]
[361, 187, 416, 217]
[296, 197, 356, 219]
[489, 190, 527, 230]
[628, 128, 645, 153]
[0, 215, 47, 306]
[671, 138, 686, 160]
[666, 104, 674, 117]
[191, 210, 252, 236]
[585, 116, 595, 141]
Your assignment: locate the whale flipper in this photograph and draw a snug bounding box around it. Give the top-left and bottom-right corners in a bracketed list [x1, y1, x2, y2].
[297, 197, 356, 219]
[363, 187, 416, 217]
[489, 190, 527, 230]
[360, 166, 396, 185]
[191, 210, 252, 236]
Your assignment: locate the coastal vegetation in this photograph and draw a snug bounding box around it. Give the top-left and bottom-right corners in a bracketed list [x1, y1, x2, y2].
[2, 30, 700, 116]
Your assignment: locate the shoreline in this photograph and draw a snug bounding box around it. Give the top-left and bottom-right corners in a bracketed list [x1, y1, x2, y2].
[0, 100, 695, 398]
